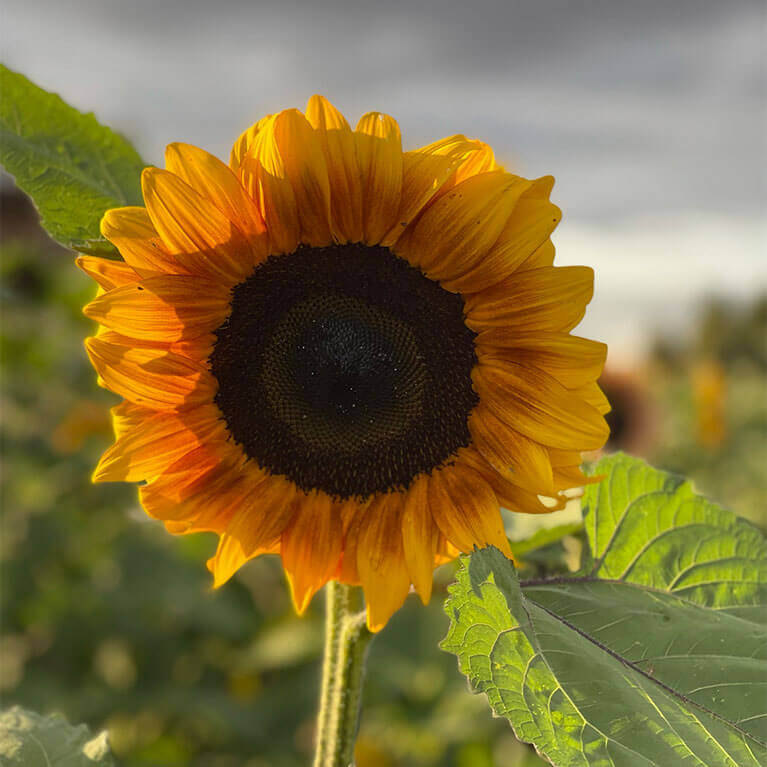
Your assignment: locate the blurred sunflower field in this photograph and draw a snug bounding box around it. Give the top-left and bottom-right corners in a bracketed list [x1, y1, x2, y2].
[2, 177, 764, 766]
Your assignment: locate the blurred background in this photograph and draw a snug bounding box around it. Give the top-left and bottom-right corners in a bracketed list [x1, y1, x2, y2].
[1, 1, 765, 765]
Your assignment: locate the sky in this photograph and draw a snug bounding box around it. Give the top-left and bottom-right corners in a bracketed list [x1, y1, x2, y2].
[2, 0, 765, 363]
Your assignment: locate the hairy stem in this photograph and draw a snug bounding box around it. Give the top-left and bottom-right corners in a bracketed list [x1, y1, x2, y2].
[313, 582, 373, 767]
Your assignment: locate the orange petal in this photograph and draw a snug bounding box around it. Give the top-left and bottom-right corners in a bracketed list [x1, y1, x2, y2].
[355, 112, 403, 245]
[76, 255, 140, 290]
[476, 331, 607, 389]
[210, 476, 298, 587]
[429, 461, 510, 555]
[465, 265, 594, 333]
[281, 491, 343, 613]
[93, 405, 225, 483]
[468, 405, 554, 494]
[85, 336, 216, 410]
[142, 167, 254, 284]
[83, 275, 231, 342]
[139, 446, 248, 528]
[338, 497, 371, 585]
[165, 142, 268, 257]
[462, 448, 565, 516]
[472, 360, 609, 450]
[101, 207, 185, 277]
[305, 95, 363, 243]
[357, 493, 411, 632]
[401, 474, 437, 604]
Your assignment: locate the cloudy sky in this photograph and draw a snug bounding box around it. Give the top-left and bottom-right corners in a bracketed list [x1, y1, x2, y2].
[3, 0, 765, 362]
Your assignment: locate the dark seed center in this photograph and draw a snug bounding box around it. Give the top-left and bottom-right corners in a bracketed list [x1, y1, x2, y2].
[210, 243, 478, 499]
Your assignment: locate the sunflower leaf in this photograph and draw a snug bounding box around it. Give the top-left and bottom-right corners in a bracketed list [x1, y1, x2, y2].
[442, 454, 767, 767]
[0, 706, 115, 766]
[0, 65, 145, 251]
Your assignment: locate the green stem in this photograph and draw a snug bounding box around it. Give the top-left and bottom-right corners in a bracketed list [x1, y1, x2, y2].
[313, 582, 373, 767]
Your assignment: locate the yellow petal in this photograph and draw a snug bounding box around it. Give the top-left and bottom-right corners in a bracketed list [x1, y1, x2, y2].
[401, 474, 437, 604]
[435, 533, 462, 565]
[380, 149, 460, 247]
[83, 275, 231, 342]
[240, 115, 300, 255]
[570, 381, 612, 415]
[472, 360, 610, 450]
[465, 265, 594, 333]
[229, 114, 272, 174]
[518, 239, 556, 270]
[548, 449, 582, 467]
[355, 112, 403, 245]
[93, 405, 225, 483]
[357, 493, 411, 632]
[165, 142, 268, 256]
[429, 462, 510, 555]
[305, 95, 363, 243]
[101, 207, 185, 277]
[142, 167, 254, 284]
[94, 328, 214, 364]
[110, 400, 152, 439]
[271, 109, 333, 246]
[415, 134, 500, 189]
[476, 331, 607, 388]
[398, 171, 528, 282]
[468, 405, 554, 494]
[440, 177, 561, 293]
[553, 464, 602, 492]
[85, 336, 215, 410]
[281, 491, 342, 614]
[76, 255, 140, 290]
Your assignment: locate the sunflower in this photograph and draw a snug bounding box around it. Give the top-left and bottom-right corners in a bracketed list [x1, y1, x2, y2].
[79, 96, 609, 631]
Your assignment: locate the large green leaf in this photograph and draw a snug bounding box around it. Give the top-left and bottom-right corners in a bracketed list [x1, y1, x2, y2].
[442, 454, 767, 766]
[0, 706, 114, 766]
[581, 453, 766, 619]
[0, 65, 145, 250]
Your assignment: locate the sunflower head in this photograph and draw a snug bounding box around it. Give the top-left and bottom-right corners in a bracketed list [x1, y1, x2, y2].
[79, 96, 609, 631]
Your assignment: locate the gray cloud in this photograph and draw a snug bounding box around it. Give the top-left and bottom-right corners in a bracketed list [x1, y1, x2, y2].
[3, 0, 762, 223]
[2, 0, 764, 356]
